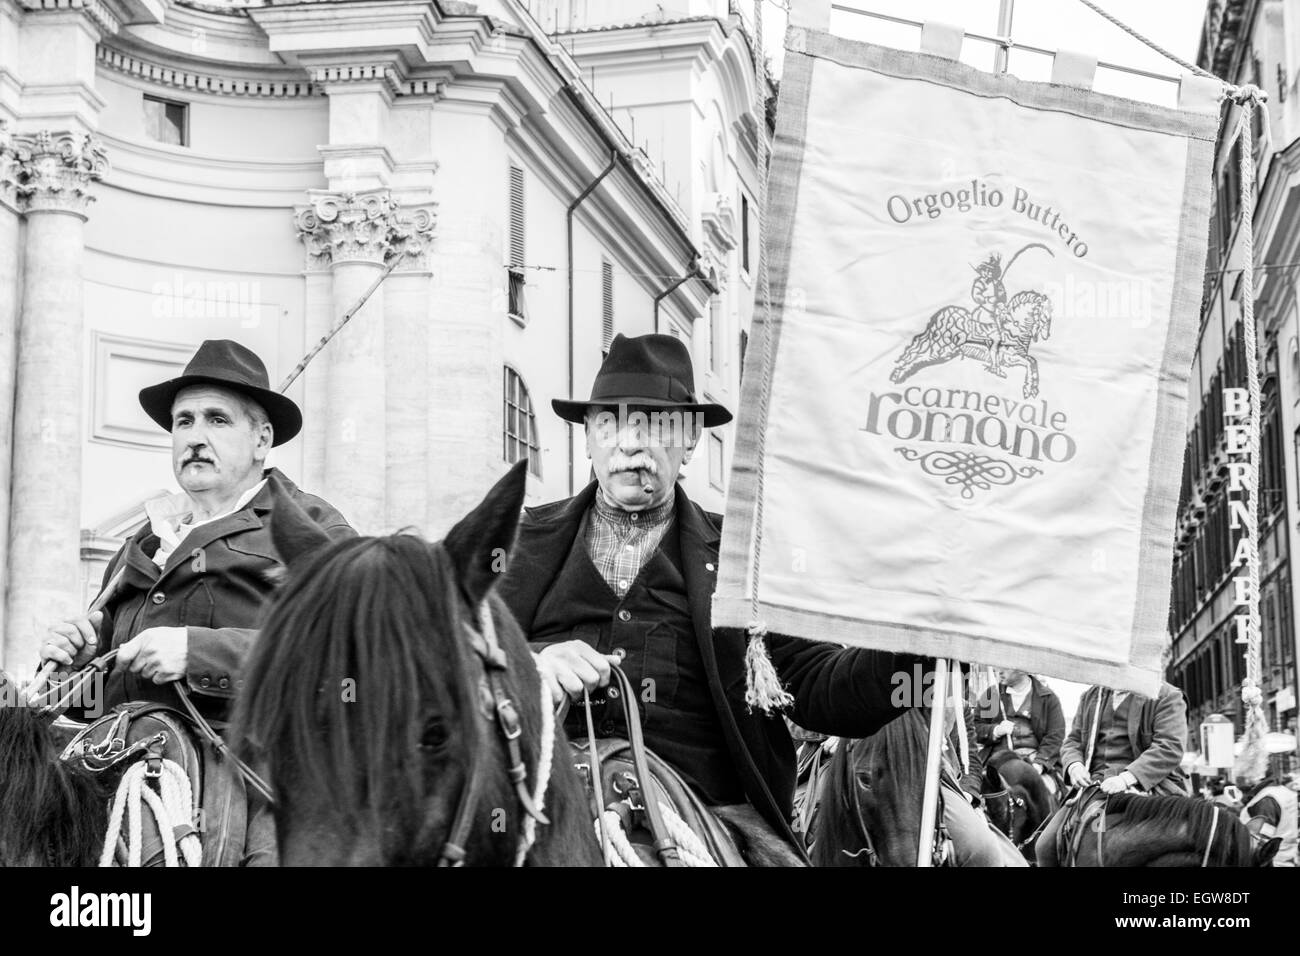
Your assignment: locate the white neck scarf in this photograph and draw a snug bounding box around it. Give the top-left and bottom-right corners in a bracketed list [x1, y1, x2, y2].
[146, 478, 268, 569]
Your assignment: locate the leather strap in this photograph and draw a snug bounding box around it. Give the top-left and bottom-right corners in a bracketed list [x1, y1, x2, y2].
[605, 663, 683, 866]
[173, 684, 275, 806]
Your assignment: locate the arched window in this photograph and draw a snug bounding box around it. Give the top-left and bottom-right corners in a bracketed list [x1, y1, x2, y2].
[503, 366, 541, 477]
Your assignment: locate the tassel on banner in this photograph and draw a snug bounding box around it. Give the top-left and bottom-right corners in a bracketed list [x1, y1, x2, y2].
[744, 622, 794, 713]
[1234, 679, 1270, 784]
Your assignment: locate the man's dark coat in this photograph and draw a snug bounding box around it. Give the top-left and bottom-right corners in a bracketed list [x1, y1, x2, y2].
[499, 481, 920, 844]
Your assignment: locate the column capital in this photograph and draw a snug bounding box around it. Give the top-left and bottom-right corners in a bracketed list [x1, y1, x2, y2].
[0, 121, 19, 215]
[388, 202, 438, 272]
[12, 129, 108, 217]
[295, 190, 437, 271]
[295, 188, 398, 268]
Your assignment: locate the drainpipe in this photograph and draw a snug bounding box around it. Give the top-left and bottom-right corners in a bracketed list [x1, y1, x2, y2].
[653, 257, 715, 333]
[566, 149, 618, 495]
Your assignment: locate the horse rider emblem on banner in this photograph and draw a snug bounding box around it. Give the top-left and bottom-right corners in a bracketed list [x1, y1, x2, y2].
[891, 244, 1055, 399]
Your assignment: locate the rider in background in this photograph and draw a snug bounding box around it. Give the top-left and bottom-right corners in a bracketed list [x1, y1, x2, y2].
[940, 698, 1026, 866]
[1058, 683, 1190, 796]
[974, 668, 1065, 792]
[1033, 682, 1189, 865]
[1238, 769, 1298, 867]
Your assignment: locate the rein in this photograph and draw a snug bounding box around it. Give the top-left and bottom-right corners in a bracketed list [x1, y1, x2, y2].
[437, 601, 551, 867]
[30, 648, 276, 806]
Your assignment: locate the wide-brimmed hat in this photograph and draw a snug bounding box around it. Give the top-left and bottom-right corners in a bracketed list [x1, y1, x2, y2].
[552, 333, 732, 427]
[139, 339, 302, 447]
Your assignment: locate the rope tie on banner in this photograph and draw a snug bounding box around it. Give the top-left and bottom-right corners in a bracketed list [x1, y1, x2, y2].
[1076, 0, 1270, 777]
[1232, 88, 1271, 782]
[743, 0, 792, 714]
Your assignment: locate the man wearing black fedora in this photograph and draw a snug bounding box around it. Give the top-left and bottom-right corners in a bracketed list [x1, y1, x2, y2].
[40, 339, 355, 729]
[499, 333, 923, 862]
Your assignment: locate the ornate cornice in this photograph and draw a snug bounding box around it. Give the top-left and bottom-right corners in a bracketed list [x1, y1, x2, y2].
[21, 0, 122, 37]
[11, 129, 109, 216]
[97, 46, 323, 98]
[95, 46, 451, 99]
[20, 0, 163, 37]
[310, 63, 407, 99]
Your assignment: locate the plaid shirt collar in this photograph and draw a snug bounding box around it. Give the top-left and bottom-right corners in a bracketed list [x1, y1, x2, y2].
[586, 491, 676, 595]
[591, 492, 675, 529]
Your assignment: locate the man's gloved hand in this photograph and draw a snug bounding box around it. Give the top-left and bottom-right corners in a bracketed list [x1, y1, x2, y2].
[992, 719, 1015, 740]
[116, 626, 188, 684]
[41, 611, 104, 669]
[534, 640, 621, 707]
[1066, 761, 1091, 788]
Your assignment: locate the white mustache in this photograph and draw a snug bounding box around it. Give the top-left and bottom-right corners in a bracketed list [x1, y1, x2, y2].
[608, 454, 657, 476]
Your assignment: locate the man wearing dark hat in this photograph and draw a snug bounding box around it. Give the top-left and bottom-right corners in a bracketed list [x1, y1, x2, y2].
[499, 333, 924, 862]
[40, 339, 355, 727]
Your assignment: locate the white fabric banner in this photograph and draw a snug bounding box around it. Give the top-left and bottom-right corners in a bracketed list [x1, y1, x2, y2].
[715, 25, 1221, 696]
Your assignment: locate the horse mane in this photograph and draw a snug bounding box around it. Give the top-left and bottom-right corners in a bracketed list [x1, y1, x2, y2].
[0, 693, 106, 866]
[1106, 792, 1251, 866]
[232, 533, 493, 854]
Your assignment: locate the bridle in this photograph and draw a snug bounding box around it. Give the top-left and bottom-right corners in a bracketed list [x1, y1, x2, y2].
[436, 601, 550, 867]
[28, 649, 275, 806]
[836, 736, 951, 867]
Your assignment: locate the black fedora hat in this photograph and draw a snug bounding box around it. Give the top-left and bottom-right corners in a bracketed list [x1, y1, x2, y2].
[552, 333, 732, 427]
[138, 339, 302, 447]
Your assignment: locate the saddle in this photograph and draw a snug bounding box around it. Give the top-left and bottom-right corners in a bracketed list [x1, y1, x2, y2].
[60, 702, 252, 867]
[1055, 784, 1112, 866]
[568, 665, 746, 867]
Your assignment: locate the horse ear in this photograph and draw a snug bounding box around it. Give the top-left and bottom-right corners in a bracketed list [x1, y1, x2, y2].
[267, 480, 332, 573]
[442, 460, 528, 606]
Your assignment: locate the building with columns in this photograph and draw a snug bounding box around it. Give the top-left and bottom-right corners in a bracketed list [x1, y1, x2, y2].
[0, 0, 766, 674]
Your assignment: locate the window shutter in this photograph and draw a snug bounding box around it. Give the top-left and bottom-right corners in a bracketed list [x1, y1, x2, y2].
[601, 260, 614, 348]
[741, 194, 750, 273]
[509, 165, 525, 268]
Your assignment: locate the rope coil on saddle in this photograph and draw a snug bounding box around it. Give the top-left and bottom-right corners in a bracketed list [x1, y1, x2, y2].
[99, 758, 202, 868]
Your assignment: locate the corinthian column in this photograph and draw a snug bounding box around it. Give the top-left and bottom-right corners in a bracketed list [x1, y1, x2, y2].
[385, 203, 436, 532]
[4, 130, 107, 675]
[295, 190, 398, 533]
[0, 124, 21, 661]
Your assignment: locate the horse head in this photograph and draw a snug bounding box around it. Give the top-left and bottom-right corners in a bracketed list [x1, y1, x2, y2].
[1007, 291, 1053, 343]
[982, 749, 1053, 852]
[812, 708, 933, 867]
[235, 462, 598, 866]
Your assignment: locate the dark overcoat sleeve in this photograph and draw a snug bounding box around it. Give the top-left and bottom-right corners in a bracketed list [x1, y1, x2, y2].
[1034, 686, 1066, 769]
[973, 686, 1001, 744]
[767, 635, 926, 739]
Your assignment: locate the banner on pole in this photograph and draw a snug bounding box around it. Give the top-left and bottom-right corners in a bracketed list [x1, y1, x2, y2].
[714, 20, 1222, 696]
